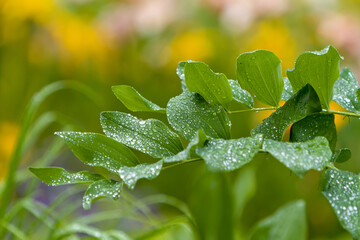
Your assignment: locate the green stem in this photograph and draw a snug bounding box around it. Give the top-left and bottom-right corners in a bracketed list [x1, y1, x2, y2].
[326, 163, 339, 171]
[228, 107, 278, 114]
[162, 158, 202, 170]
[328, 109, 360, 118]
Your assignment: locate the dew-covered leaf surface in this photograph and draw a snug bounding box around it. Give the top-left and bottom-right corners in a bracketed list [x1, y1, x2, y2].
[119, 160, 163, 189]
[196, 135, 263, 172]
[164, 130, 208, 163]
[287, 45, 342, 109]
[184, 61, 232, 108]
[167, 91, 231, 140]
[251, 84, 322, 141]
[263, 137, 332, 177]
[250, 200, 307, 240]
[83, 179, 123, 210]
[101, 112, 183, 158]
[290, 113, 337, 152]
[321, 169, 360, 239]
[29, 167, 103, 186]
[228, 79, 254, 108]
[112, 85, 165, 113]
[56, 132, 139, 173]
[331, 148, 352, 163]
[333, 67, 360, 113]
[236, 50, 283, 107]
[281, 77, 294, 101]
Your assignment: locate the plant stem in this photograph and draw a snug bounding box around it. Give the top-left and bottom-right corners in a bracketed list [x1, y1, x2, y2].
[328, 110, 360, 118]
[162, 158, 203, 170]
[228, 107, 278, 114]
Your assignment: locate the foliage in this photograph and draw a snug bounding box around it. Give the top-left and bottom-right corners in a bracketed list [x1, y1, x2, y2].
[30, 45, 360, 239]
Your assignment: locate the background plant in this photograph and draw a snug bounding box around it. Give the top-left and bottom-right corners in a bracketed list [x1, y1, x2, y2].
[28, 45, 360, 239]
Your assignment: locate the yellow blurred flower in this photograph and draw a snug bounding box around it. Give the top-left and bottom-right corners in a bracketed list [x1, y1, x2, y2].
[2, 0, 110, 71]
[168, 29, 214, 64]
[245, 20, 299, 74]
[0, 122, 19, 183]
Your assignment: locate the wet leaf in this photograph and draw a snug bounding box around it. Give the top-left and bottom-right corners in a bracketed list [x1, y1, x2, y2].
[167, 91, 231, 140]
[290, 113, 337, 152]
[287, 45, 342, 109]
[56, 132, 139, 173]
[228, 79, 254, 108]
[321, 169, 360, 239]
[196, 135, 263, 172]
[119, 160, 163, 189]
[331, 148, 351, 163]
[333, 67, 360, 113]
[83, 179, 123, 210]
[29, 167, 103, 186]
[263, 137, 332, 177]
[177, 61, 188, 91]
[281, 77, 294, 101]
[163, 130, 208, 163]
[250, 200, 307, 240]
[112, 85, 165, 113]
[236, 50, 284, 107]
[251, 84, 322, 141]
[184, 61, 232, 108]
[101, 112, 183, 158]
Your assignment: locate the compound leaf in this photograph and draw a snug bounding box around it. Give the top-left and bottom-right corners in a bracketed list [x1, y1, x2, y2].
[250, 200, 307, 240]
[287, 45, 342, 109]
[251, 84, 322, 141]
[229, 79, 254, 108]
[196, 135, 263, 172]
[83, 179, 123, 210]
[112, 85, 165, 113]
[101, 112, 183, 158]
[29, 167, 103, 186]
[167, 91, 231, 141]
[119, 160, 163, 190]
[321, 169, 360, 239]
[263, 137, 332, 177]
[236, 50, 283, 107]
[290, 113, 337, 152]
[56, 132, 139, 173]
[333, 67, 360, 113]
[184, 61, 232, 108]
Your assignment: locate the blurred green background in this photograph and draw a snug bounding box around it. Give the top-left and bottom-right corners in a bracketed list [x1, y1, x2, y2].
[1, 0, 360, 239]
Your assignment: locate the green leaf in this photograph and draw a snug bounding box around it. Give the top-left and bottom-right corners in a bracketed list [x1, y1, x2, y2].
[55, 132, 139, 173]
[287, 45, 342, 109]
[333, 67, 360, 113]
[163, 130, 208, 163]
[263, 137, 332, 177]
[29, 167, 103, 186]
[228, 79, 254, 108]
[184, 61, 232, 108]
[250, 200, 307, 240]
[118, 160, 163, 189]
[236, 50, 284, 107]
[281, 77, 294, 101]
[251, 84, 322, 141]
[331, 148, 351, 163]
[83, 179, 123, 210]
[177, 61, 188, 91]
[196, 135, 263, 172]
[167, 91, 231, 140]
[290, 113, 337, 152]
[357, 88, 360, 103]
[321, 169, 360, 239]
[100, 112, 183, 158]
[112, 85, 166, 113]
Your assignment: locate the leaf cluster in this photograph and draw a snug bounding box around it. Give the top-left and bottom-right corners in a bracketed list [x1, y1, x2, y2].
[31, 46, 360, 239]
